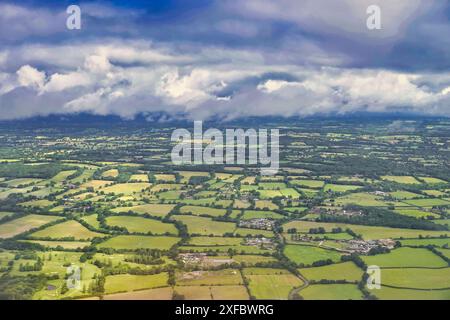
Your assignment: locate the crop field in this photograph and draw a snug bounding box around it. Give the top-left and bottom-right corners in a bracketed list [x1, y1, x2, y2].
[179, 205, 226, 217]
[30, 220, 104, 240]
[381, 176, 421, 184]
[244, 269, 303, 300]
[0, 215, 62, 239]
[111, 204, 175, 217]
[172, 215, 236, 236]
[299, 284, 363, 300]
[188, 237, 243, 246]
[103, 287, 174, 300]
[97, 235, 180, 250]
[324, 184, 362, 192]
[104, 273, 169, 294]
[102, 183, 151, 195]
[241, 210, 284, 220]
[20, 240, 90, 249]
[105, 216, 177, 234]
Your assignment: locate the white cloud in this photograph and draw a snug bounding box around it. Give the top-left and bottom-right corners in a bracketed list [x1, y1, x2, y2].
[16, 65, 46, 90]
[0, 36, 449, 120]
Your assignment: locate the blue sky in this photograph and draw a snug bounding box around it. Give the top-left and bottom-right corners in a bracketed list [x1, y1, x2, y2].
[0, 0, 449, 120]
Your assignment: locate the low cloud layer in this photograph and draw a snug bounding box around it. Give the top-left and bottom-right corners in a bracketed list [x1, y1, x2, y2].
[0, 1, 449, 120]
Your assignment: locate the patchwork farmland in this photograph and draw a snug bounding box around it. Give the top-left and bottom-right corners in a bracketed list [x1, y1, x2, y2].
[0, 118, 449, 300]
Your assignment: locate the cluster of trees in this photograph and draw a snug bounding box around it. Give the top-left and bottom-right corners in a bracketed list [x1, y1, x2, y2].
[320, 205, 448, 231]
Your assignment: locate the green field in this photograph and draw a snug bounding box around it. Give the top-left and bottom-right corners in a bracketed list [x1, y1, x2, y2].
[31, 220, 104, 240]
[284, 244, 342, 266]
[104, 273, 169, 294]
[381, 268, 450, 289]
[372, 286, 450, 300]
[97, 235, 180, 250]
[381, 176, 421, 184]
[0, 215, 62, 239]
[300, 284, 363, 300]
[283, 220, 450, 240]
[172, 215, 236, 236]
[241, 210, 284, 220]
[244, 269, 303, 300]
[362, 247, 448, 268]
[105, 216, 177, 234]
[176, 269, 243, 286]
[179, 205, 226, 217]
[111, 204, 175, 217]
[400, 238, 450, 247]
[299, 261, 363, 282]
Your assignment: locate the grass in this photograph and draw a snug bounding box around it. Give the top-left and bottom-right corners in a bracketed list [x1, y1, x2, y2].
[234, 228, 274, 238]
[381, 268, 450, 289]
[362, 247, 447, 268]
[172, 215, 236, 236]
[324, 184, 362, 192]
[284, 244, 342, 266]
[97, 235, 180, 250]
[153, 174, 176, 182]
[254, 200, 279, 210]
[50, 170, 78, 183]
[283, 220, 450, 240]
[173, 286, 212, 300]
[335, 192, 387, 207]
[102, 183, 151, 195]
[104, 273, 169, 294]
[372, 286, 450, 300]
[381, 176, 421, 184]
[176, 269, 243, 286]
[179, 245, 271, 255]
[299, 261, 363, 282]
[103, 287, 173, 300]
[300, 284, 363, 300]
[129, 174, 149, 182]
[210, 285, 249, 300]
[290, 179, 324, 189]
[241, 210, 284, 220]
[105, 216, 177, 234]
[420, 177, 447, 184]
[394, 209, 440, 219]
[245, 271, 303, 299]
[179, 205, 226, 217]
[403, 198, 450, 207]
[111, 204, 175, 217]
[389, 191, 423, 199]
[102, 169, 119, 178]
[400, 238, 450, 247]
[0, 214, 62, 239]
[20, 240, 90, 249]
[80, 214, 100, 229]
[437, 248, 450, 259]
[188, 236, 243, 246]
[31, 220, 104, 240]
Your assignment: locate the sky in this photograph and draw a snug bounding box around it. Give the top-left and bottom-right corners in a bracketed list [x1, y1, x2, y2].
[0, 0, 449, 121]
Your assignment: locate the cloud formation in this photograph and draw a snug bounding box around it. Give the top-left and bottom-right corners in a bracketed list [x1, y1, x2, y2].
[0, 1, 449, 120]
